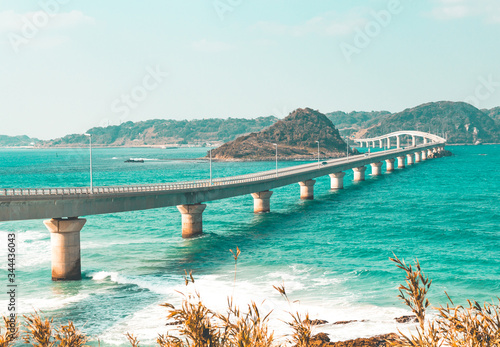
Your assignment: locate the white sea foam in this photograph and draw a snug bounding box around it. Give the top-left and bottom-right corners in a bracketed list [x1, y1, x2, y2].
[0, 292, 90, 316]
[97, 302, 171, 345]
[91, 272, 417, 345]
[0, 229, 51, 270]
[89, 271, 177, 295]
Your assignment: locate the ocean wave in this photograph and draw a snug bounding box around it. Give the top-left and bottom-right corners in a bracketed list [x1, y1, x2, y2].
[0, 293, 90, 316]
[88, 271, 179, 295]
[0, 230, 50, 270]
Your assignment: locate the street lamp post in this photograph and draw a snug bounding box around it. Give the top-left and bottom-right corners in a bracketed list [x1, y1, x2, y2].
[272, 143, 278, 177]
[84, 133, 93, 193]
[209, 147, 213, 186]
[346, 137, 349, 161]
[315, 140, 320, 168]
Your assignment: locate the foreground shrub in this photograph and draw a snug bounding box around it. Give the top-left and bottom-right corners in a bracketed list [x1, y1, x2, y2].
[390, 254, 500, 347]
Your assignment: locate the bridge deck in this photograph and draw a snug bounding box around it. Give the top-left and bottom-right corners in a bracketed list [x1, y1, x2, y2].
[0, 143, 443, 221]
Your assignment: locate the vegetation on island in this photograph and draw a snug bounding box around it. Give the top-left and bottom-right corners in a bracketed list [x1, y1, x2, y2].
[325, 111, 391, 137]
[483, 106, 500, 124]
[42, 117, 279, 148]
[362, 101, 500, 144]
[210, 108, 355, 160]
[0, 135, 39, 147]
[2, 251, 499, 347]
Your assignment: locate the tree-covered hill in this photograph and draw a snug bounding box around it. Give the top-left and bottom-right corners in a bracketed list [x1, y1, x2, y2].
[43, 117, 278, 147]
[211, 108, 355, 160]
[363, 101, 500, 144]
[0, 135, 39, 147]
[326, 110, 391, 136]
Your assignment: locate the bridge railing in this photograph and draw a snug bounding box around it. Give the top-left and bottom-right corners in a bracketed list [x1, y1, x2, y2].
[0, 142, 443, 198]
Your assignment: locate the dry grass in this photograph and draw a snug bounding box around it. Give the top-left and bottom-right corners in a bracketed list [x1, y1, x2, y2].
[0, 315, 19, 347]
[390, 254, 431, 331]
[54, 321, 89, 347]
[390, 255, 500, 347]
[23, 311, 55, 346]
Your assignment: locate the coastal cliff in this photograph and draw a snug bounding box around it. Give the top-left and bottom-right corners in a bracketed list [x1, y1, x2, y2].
[210, 108, 355, 160]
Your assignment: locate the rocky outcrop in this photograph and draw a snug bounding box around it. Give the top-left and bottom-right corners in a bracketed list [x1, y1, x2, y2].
[309, 333, 399, 346]
[428, 149, 453, 159]
[210, 108, 356, 160]
[395, 315, 417, 323]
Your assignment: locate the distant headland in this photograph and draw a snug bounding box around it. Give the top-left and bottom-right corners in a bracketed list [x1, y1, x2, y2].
[0, 101, 499, 148]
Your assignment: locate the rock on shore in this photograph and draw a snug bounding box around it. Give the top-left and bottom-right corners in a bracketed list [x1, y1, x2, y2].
[310, 333, 399, 346]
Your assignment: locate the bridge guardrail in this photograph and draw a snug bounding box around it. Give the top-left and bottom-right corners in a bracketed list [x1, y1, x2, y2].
[0, 143, 443, 198]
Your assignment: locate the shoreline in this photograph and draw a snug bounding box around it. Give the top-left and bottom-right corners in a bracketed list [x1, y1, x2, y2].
[1, 143, 499, 150]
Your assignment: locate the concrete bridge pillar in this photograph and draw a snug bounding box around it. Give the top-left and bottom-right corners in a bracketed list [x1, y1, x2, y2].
[406, 153, 414, 165]
[412, 136, 416, 147]
[427, 149, 433, 158]
[329, 172, 345, 189]
[378, 140, 382, 148]
[251, 190, 273, 213]
[177, 203, 207, 238]
[370, 162, 383, 176]
[353, 166, 367, 181]
[397, 136, 401, 149]
[421, 150, 427, 160]
[423, 138, 428, 144]
[397, 156, 405, 169]
[414, 151, 421, 162]
[385, 158, 395, 172]
[299, 179, 316, 200]
[43, 217, 86, 281]
[387, 138, 391, 148]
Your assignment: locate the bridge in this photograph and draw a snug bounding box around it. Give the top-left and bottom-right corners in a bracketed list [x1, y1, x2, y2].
[0, 131, 446, 281]
[354, 130, 445, 149]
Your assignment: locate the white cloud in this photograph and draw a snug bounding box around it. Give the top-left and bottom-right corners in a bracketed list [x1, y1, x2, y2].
[191, 39, 233, 52]
[430, 0, 500, 23]
[252, 10, 369, 38]
[0, 10, 94, 33]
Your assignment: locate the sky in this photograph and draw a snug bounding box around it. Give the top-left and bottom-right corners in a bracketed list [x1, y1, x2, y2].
[1, 0, 500, 140]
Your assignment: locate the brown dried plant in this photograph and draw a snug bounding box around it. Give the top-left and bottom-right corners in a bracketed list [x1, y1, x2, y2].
[54, 321, 89, 347]
[286, 311, 312, 347]
[217, 299, 274, 347]
[390, 255, 500, 347]
[160, 285, 220, 347]
[0, 315, 19, 347]
[230, 246, 241, 292]
[273, 283, 312, 347]
[390, 253, 432, 331]
[435, 296, 500, 346]
[23, 311, 56, 347]
[126, 332, 140, 347]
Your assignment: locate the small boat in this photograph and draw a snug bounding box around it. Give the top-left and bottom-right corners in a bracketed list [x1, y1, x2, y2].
[124, 159, 144, 163]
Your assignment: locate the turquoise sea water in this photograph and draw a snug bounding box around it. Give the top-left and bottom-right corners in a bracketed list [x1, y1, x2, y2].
[0, 145, 499, 345]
